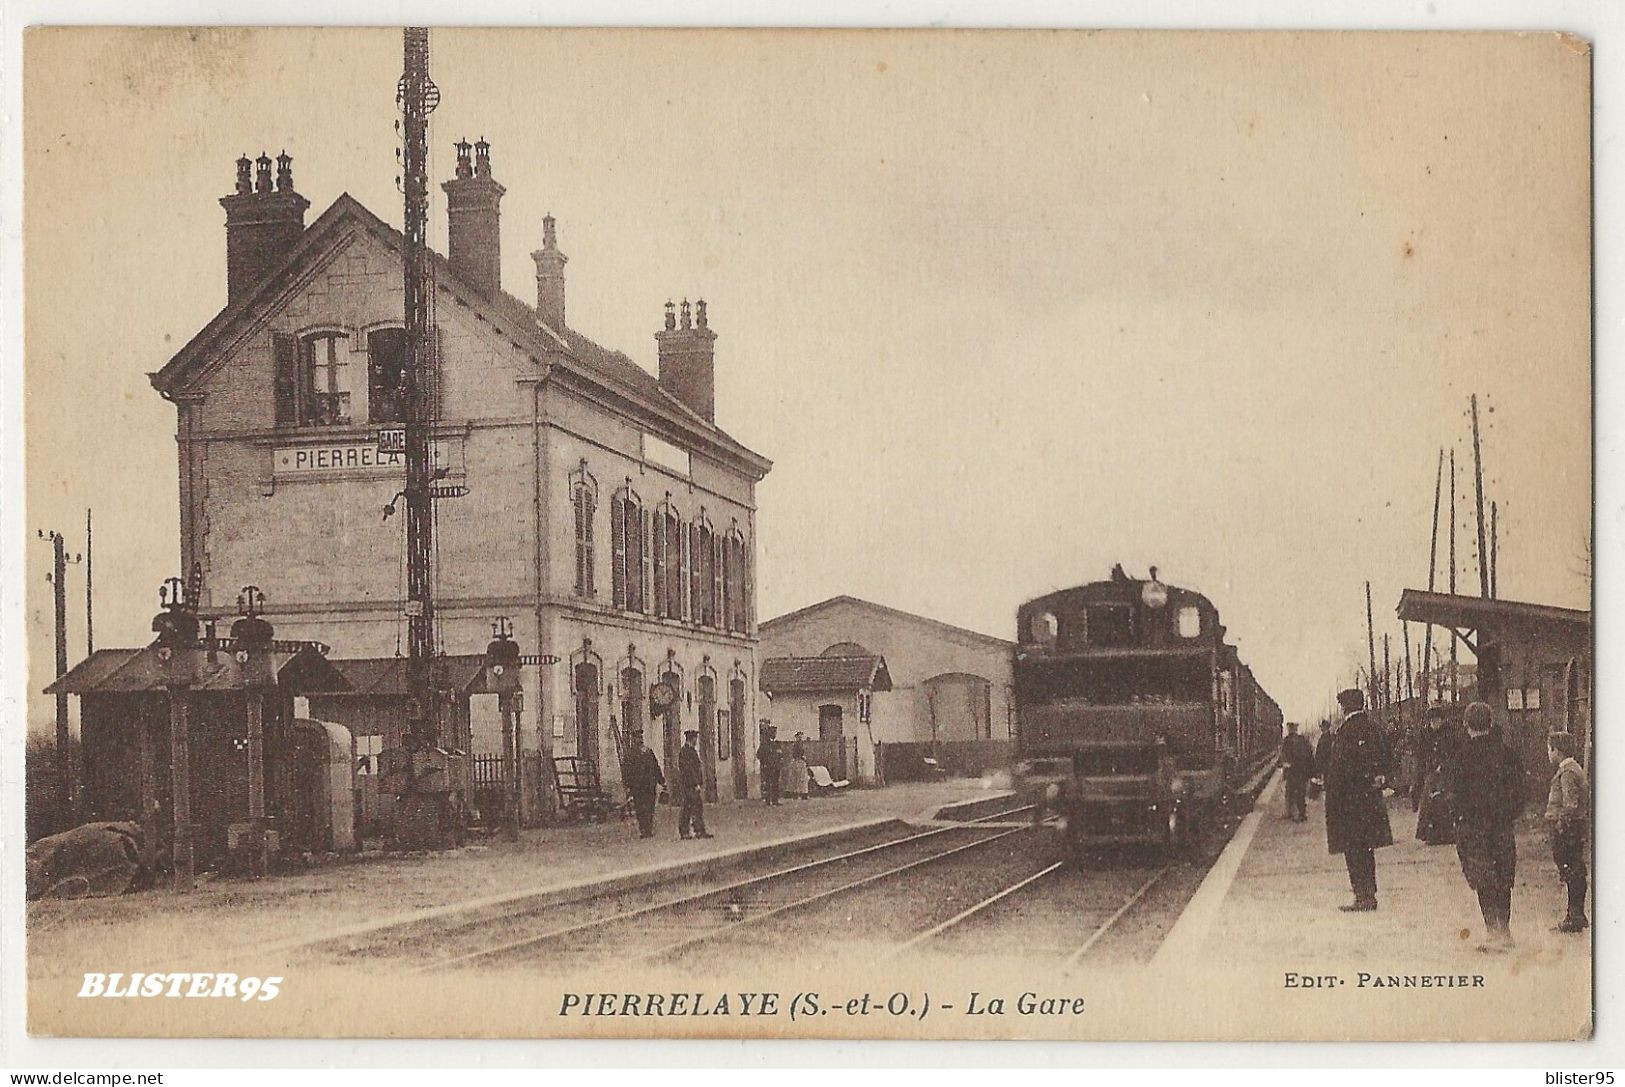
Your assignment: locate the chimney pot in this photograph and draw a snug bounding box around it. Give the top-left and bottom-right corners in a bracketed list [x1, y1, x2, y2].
[441, 139, 505, 297]
[531, 214, 568, 329]
[656, 297, 718, 422]
[221, 150, 310, 302]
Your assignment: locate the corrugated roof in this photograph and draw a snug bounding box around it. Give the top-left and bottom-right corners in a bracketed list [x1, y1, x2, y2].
[759, 655, 893, 694]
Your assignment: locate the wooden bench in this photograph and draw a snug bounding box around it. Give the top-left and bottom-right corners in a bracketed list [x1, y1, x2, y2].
[808, 765, 850, 793]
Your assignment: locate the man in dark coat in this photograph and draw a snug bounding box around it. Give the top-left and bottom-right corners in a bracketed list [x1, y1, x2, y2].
[676, 729, 713, 840]
[1280, 722, 1315, 822]
[623, 732, 663, 839]
[758, 726, 782, 806]
[1451, 701, 1524, 950]
[1324, 688, 1393, 911]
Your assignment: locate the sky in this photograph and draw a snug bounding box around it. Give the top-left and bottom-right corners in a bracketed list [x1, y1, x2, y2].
[22, 28, 1591, 730]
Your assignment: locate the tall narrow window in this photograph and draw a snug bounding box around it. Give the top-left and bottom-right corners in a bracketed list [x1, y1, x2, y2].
[273, 333, 299, 425]
[612, 487, 647, 614]
[571, 465, 597, 599]
[690, 518, 716, 627]
[301, 332, 352, 425]
[367, 327, 408, 424]
[663, 506, 683, 619]
[652, 510, 668, 618]
[723, 529, 749, 634]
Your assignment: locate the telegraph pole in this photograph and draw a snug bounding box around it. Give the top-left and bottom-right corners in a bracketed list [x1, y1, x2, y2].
[1420, 448, 1442, 705]
[1490, 500, 1499, 599]
[1365, 581, 1378, 712]
[401, 26, 440, 752]
[39, 529, 83, 824]
[1449, 448, 1459, 702]
[85, 508, 94, 655]
[1470, 394, 1490, 599]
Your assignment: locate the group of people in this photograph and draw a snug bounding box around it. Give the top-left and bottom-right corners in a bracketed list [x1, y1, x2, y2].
[1279, 688, 1589, 952]
[616, 726, 815, 841]
[754, 726, 812, 806]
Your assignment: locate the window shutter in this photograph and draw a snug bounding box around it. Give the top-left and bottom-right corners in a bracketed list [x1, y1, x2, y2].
[273, 333, 299, 425]
[611, 495, 627, 610]
[712, 533, 724, 629]
[573, 488, 588, 596]
[584, 491, 596, 596]
[741, 537, 753, 632]
[667, 513, 682, 619]
[640, 507, 652, 614]
[652, 511, 667, 618]
[688, 525, 701, 625]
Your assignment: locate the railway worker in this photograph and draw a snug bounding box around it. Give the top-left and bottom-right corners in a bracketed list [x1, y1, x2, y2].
[1415, 705, 1462, 846]
[758, 726, 783, 806]
[1449, 701, 1524, 951]
[676, 729, 714, 840]
[624, 732, 664, 839]
[1544, 731, 1589, 934]
[1280, 722, 1315, 822]
[1323, 688, 1393, 912]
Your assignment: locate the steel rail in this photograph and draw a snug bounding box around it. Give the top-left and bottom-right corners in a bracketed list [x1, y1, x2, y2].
[635, 825, 1035, 966]
[1061, 865, 1170, 969]
[884, 860, 1066, 958]
[424, 805, 1031, 971]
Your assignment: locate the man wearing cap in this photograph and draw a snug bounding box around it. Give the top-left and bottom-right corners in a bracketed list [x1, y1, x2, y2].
[1451, 701, 1524, 950]
[758, 725, 783, 807]
[1280, 722, 1315, 822]
[1324, 688, 1393, 911]
[676, 729, 714, 840]
[623, 732, 663, 840]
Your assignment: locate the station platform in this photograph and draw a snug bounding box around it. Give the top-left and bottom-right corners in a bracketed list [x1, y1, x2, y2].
[27, 779, 1002, 974]
[1156, 771, 1592, 972]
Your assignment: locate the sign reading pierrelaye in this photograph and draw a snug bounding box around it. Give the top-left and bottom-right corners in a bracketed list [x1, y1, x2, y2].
[273, 439, 457, 477]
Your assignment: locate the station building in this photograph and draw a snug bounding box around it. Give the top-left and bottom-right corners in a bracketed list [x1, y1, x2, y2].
[758, 596, 1014, 783]
[150, 144, 772, 813]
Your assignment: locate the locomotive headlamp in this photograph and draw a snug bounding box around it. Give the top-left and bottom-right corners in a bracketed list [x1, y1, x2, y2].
[491, 664, 505, 678]
[1141, 566, 1169, 609]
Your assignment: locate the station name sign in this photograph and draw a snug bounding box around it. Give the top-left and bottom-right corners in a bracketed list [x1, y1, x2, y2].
[274, 439, 455, 477]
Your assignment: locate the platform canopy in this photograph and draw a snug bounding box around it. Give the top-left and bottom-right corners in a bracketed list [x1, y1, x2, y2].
[305, 654, 490, 697]
[45, 643, 350, 695]
[1396, 589, 1589, 633]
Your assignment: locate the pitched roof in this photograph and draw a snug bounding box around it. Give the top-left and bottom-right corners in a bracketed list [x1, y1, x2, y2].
[151, 193, 770, 478]
[45, 644, 350, 695]
[1396, 590, 1590, 632]
[760, 595, 1014, 649]
[310, 654, 489, 697]
[759, 655, 894, 694]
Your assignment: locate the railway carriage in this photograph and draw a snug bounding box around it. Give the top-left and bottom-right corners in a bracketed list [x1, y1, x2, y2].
[1013, 565, 1280, 862]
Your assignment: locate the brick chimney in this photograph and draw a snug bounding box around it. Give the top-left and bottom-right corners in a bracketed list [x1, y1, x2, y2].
[531, 214, 567, 330]
[655, 299, 717, 422]
[441, 137, 505, 297]
[219, 151, 310, 303]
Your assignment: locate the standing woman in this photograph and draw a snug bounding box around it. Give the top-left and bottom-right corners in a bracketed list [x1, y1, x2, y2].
[1450, 701, 1525, 951]
[784, 732, 811, 801]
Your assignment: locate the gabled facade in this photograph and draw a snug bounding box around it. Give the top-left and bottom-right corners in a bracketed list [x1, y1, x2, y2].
[151, 147, 772, 808]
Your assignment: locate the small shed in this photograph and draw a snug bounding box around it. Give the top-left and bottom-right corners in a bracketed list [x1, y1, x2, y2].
[759, 654, 893, 784]
[1396, 590, 1591, 793]
[48, 639, 352, 881]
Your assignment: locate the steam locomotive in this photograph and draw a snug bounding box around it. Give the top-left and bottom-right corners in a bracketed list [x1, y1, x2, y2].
[1013, 565, 1281, 862]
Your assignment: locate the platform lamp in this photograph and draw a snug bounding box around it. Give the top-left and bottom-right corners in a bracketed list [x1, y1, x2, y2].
[232, 586, 275, 876]
[151, 576, 200, 891]
[485, 617, 523, 840]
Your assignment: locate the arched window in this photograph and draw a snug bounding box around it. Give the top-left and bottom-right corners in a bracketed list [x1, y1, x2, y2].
[272, 329, 353, 427]
[571, 462, 598, 599]
[689, 512, 716, 628]
[612, 485, 648, 613]
[366, 327, 408, 424]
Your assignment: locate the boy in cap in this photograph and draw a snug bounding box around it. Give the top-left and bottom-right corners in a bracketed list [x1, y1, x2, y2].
[1324, 688, 1393, 911]
[676, 728, 713, 840]
[1546, 731, 1589, 933]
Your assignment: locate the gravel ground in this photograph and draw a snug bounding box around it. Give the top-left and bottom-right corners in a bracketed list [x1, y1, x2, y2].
[28, 779, 997, 979]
